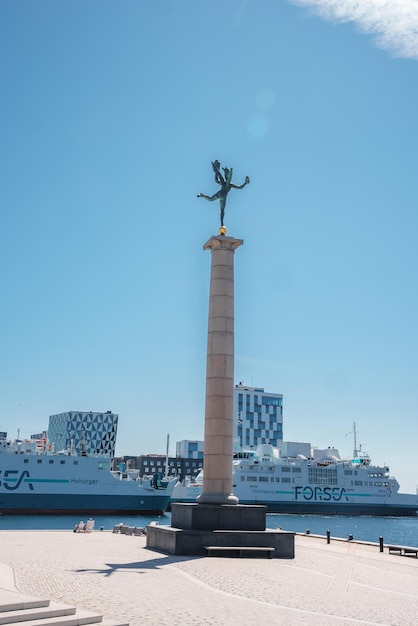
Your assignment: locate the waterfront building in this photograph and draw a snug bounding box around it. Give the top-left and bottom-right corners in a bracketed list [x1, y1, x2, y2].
[176, 439, 204, 460]
[48, 410, 118, 460]
[234, 383, 283, 449]
[114, 453, 203, 481]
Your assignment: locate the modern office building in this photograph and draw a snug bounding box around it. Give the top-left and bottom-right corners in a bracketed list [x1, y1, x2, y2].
[48, 410, 118, 459]
[234, 383, 283, 449]
[176, 440, 204, 460]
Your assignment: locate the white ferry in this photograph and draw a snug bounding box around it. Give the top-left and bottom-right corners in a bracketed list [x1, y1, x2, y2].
[171, 440, 418, 516]
[0, 437, 176, 515]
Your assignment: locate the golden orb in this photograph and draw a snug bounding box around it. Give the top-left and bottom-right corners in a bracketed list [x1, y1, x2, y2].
[218, 225, 227, 236]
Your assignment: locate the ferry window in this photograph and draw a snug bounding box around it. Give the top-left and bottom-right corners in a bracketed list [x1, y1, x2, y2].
[308, 467, 338, 486]
[247, 476, 257, 481]
[344, 470, 353, 475]
[270, 477, 275, 482]
[48, 460, 54, 464]
[282, 477, 291, 483]
[282, 467, 291, 473]
[259, 476, 268, 482]
[73, 461, 78, 465]
[150, 461, 154, 466]
[275, 477, 280, 483]
[60, 460, 65, 465]
[292, 467, 301, 473]
[354, 481, 363, 486]
[24, 459, 28, 464]
[37, 459, 42, 464]
[241, 476, 245, 481]
[375, 482, 382, 487]
[144, 460, 148, 465]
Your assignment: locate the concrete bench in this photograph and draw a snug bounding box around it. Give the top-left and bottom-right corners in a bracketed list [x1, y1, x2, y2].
[388, 546, 418, 557]
[388, 546, 403, 555]
[403, 548, 418, 558]
[204, 546, 274, 558]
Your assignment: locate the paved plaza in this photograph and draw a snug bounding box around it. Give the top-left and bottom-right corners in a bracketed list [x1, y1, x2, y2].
[1, 530, 418, 625]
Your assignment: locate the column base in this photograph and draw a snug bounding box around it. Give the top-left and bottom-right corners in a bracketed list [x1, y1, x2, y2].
[197, 492, 239, 505]
[171, 502, 266, 531]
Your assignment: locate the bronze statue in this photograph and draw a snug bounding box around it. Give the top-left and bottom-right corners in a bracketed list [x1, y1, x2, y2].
[197, 160, 250, 227]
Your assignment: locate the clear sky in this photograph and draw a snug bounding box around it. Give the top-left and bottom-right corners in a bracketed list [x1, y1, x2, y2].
[2, 1, 418, 493]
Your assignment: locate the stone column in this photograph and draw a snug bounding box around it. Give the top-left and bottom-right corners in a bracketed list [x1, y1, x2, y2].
[197, 234, 243, 505]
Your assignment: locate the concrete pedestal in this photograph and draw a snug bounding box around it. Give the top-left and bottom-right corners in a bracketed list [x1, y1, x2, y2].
[171, 502, 266, 531]
[146, 524, 295, 558]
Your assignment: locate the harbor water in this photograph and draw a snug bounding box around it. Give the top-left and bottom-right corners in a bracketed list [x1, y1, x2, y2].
[0, 512, 417, 548]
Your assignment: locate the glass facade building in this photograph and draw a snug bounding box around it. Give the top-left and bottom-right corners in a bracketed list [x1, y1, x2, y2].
[234, 384, 283, 449]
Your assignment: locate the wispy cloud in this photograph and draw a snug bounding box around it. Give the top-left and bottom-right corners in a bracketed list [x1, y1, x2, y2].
[290, 0, 418, 59]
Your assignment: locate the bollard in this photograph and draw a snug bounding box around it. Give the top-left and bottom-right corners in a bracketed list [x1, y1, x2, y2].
[326, 530, 330, 544]
[348, 534, 353, 541]
[379, 536, 384, 552]
[306, 529, 310, 534]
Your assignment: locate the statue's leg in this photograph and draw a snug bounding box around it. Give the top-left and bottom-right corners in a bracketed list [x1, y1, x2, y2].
[198, 191, 221, 202]
[220, 198, 226, 226]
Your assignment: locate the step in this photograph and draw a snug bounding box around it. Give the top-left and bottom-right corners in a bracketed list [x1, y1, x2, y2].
[0, 591, 50, 613]
[6, 609, 105, 625]
[0, 601, 75, 624]
[0, 591, 129, 625]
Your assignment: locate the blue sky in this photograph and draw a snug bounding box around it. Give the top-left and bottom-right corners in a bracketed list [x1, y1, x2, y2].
[2, 1, 418, 492]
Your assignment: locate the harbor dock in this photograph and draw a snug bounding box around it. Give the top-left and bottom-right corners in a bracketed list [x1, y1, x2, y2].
[1, 530, 418, 625]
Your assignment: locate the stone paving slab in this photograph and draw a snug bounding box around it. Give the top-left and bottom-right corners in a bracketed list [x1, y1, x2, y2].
[0, 530, 418, 625]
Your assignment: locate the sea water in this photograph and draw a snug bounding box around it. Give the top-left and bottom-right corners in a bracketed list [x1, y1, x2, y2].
[0, 513, 417, 548]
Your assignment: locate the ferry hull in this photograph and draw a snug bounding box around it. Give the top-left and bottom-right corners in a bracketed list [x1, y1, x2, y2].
[0, 492, 171, 516]
[169, 496, 418, 517]
[0, 442, 175, 516]
[238, 500, 418, 517]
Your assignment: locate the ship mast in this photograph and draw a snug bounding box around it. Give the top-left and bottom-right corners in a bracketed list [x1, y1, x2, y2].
[165, 433, 169, 478]
[353, 421, 358, 458]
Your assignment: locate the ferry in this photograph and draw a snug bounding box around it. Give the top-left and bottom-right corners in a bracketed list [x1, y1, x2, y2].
[0, 437, 176, 515]
[171, 440, 418, 516]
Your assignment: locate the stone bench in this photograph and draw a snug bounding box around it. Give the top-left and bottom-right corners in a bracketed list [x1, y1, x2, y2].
[113, 524, 145, 536]
[204, 546, 274, 558]
[403, 548, 418, 558]
[388, 546, 403, 555]
[388, 546, 418, 557]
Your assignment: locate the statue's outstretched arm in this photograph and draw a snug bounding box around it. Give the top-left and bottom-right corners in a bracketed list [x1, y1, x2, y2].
[212, 160, 225, 185]
[230, 176, 250, 190]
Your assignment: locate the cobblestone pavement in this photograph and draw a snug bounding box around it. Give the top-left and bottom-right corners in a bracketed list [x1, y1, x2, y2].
[1, 531, 418, 625]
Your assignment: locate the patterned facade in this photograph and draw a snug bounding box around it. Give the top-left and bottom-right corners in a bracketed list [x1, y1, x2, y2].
[234, 384, 283, 449]
[48, 410, 118, 459]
